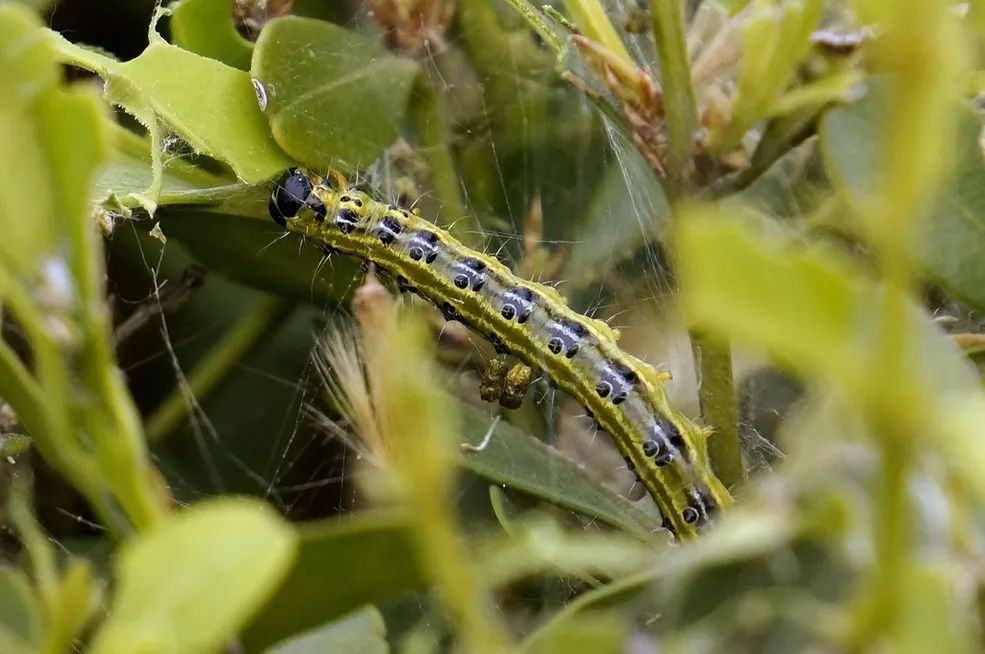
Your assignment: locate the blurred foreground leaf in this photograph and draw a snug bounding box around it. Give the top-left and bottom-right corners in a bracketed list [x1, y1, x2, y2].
[677, 212, 976, 401]
[0, 6, 59, 272]
[821, 80, 985, 311]
[0, 568, 40, 652]
[90, 499, 297, 654]
[676, 213, 985, 504]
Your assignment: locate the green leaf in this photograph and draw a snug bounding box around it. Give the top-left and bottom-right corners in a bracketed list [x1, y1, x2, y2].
[0, 568, 40, 648]
[458, 407, 662, 539]
[171, 0, 254, 71]
[264, 606, 388, 654]
[251, 16, 419, 171]
[888, 563, 976, 654]
[48, 29, 292, 195]
[821, 80, 985, 311]
[45, 559, 103, 652]
[0, 433, 31, 456]
[89, 499, 297, 654]
[242, 511, 424, 652]
[113, 41, 291, 182]
[732, 137, 830, 221]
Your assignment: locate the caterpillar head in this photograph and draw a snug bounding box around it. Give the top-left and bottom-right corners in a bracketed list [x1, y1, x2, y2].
[269, 168, 315, 227]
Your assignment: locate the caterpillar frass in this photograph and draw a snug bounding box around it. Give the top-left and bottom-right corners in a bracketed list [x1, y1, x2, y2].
[269, 168, 733, 539]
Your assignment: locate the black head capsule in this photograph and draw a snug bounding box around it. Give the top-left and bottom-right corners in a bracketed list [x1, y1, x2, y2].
[642, 439, 660, 457]
[269, 168, 314, 227]
[377, 215, 403, 245]
[681, 507, 700, 524]
[451, 257, 487, 291]
[500, 286, 536, 323]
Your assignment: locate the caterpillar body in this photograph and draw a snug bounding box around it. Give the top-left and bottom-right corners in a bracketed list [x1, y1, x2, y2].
[269, 168, 732, 539]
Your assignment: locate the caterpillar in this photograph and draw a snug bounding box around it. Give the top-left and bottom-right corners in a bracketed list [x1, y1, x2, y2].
[269, 168, 732, 539]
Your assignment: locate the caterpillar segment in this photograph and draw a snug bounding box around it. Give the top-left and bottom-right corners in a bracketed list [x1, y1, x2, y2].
[269, 168, 733, 538]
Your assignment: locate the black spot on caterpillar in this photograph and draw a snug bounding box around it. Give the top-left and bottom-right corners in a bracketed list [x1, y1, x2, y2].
[269, 168, 732, 539]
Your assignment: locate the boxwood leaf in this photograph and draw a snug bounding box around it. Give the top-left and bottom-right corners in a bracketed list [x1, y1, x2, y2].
[89, 499, 297, 654]
[251, 16, 419, 171]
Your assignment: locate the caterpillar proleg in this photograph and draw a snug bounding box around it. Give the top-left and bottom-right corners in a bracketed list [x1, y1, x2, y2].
[270, 168, 732, 538]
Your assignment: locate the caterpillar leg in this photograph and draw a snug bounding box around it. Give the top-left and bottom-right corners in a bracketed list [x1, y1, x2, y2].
[326, 169, 349, 190]
[479, 357, 533, 409]
[500, 363, 532, 410]
[479, 355, 509, 403]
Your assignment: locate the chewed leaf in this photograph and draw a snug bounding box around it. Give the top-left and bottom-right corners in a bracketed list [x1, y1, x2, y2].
[171, 0, 254, 71]
[252, 16, 419, 171]
[114, 42, 292, 182]
[89, 499, 297, 654]
[47, 28, 291, 199]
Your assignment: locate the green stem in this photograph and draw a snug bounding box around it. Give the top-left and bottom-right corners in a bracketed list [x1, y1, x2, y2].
[689, 329, 744, 488]
[145, 295, 293, 442]
[649, 0, 697, 194]
[869, 430, 909, 636]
